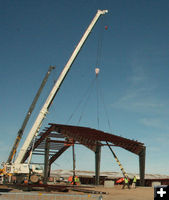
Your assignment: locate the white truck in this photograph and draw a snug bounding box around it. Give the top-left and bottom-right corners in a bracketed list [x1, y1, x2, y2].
[4, 163, 43, 183]
[2, 10, 108, 184]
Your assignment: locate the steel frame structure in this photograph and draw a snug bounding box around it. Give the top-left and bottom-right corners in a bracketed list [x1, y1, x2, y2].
[24, 123, 146, 186]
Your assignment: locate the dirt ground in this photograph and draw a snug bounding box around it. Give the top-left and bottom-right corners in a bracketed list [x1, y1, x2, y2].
[94, 185, 153, 200]
[0, 184, 154, 200]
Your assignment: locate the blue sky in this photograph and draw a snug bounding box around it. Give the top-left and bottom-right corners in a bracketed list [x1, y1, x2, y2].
[1, 0, 169, 175]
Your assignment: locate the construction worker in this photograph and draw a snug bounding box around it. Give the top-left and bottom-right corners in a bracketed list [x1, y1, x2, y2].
[70, 176, 80, 185]
[132, 176, 137, 189]
[70, 176, 75, 185]
[122, 176, 130, 189]
[74, 176, 80, 185]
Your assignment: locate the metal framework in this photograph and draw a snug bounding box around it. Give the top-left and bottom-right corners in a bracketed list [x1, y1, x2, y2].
[23, 123, 146, 186]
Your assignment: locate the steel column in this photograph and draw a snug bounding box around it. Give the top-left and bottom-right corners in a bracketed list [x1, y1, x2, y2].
[44, 137, 50, 184]
[139, 146, 146, 186]
[95, 144, 101, 185]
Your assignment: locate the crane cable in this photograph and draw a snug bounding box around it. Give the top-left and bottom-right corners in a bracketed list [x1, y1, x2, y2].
[95, 16, 106, 130]
[67, 16, 107, 127]
[98, 83, 112, 131]
[95, 16, 105, 69]
[66, 17, 106, 126]
[94, 21, 129, 178]
[77, 78, 96, 125]
[96, 76, 128, 178]
[66, 21, 108, 181]
[66, 77, 96, 124]
[95, 71, 112, 131]
[96, 72, 100, 129]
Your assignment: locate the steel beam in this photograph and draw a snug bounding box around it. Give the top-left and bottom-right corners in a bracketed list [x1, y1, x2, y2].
[22, 125, 54, 162]
[49, 146, 70, 166]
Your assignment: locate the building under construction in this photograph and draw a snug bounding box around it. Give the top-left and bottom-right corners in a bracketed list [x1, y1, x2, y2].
[24, 123, 146, 186]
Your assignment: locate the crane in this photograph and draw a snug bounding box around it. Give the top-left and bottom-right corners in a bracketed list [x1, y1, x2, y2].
[3, 10, 108, 183]
[7, 66, 55, 164]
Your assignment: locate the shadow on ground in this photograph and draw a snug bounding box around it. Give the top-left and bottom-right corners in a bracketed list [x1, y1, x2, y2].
[0, 188, 12, 192]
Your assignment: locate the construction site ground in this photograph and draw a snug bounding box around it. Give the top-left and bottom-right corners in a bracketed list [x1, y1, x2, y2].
[0, 184, 153, 200]
[95, 185, 153, 200]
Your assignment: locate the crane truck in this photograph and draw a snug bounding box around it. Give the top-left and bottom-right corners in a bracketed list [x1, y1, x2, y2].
[2, 10, 108, 184]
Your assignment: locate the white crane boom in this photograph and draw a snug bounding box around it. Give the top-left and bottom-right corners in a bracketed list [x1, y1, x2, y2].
[14, 9, 108, 164]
